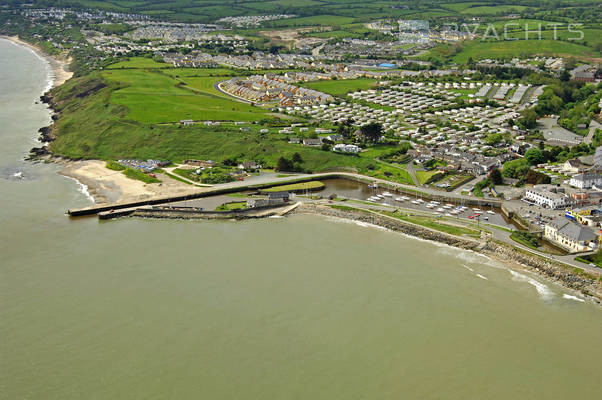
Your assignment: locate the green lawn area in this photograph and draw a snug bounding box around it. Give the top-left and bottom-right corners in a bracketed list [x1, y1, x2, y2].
[441, 2, 487, 12]
[263, 15, 355, 28]
[510, 231, 540, 250]
[576, 250, 602, 268]
[447, 88, 478, 99]
[107, 57, 170, 69]
[263, 181, 325, 192]
[301, 78, 379, 97]
[415, 170, 440, 185]
[504, 28, 602, 49]
[382, 211, 481, 238]
[105, 160, 160, 183]
[452, 39, 599, 63]
[101, 69, 266, 123]
[161, 68, 240, 77]
[123, 168, 161, 184]
[215, 201, 247, 211]
[47, 70, 418, 184]
[461, 5, 528, 14]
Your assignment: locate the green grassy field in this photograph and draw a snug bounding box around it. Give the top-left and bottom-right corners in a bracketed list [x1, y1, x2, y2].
[461, 5, 528, 15]
[215, 201, 247, 211]
[107, 57, 169, 69]
[504, 28, 602, 49]
[301, 78, 379, 97]
[262, 15, 356, 28]
[382, 211, 481, 238]
[101, 69, 266, 123]
[47, 72, 417, 183]
[263, 181, 325, 192]
[452, 39, 599, 63]
[415, 170, 441, 185]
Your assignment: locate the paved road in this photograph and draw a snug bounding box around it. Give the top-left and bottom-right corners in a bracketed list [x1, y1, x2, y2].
[583, 120, 601, 145]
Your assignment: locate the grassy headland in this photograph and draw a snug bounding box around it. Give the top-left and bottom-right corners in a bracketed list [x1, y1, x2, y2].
[46, 66, 413, 184]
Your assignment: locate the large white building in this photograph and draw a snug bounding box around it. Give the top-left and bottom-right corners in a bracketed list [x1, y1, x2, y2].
[524, 185, 569, 209]
[569, 172, 602, 189]
[544, 217, 598, 253]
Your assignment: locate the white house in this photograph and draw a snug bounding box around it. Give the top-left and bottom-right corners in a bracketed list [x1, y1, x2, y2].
[569, 172, 602, 189]
[562, 159, 586, 174]
[524, 185, 569, 209]
[333, 144, 360, 153]
[544, 217, 598, 253]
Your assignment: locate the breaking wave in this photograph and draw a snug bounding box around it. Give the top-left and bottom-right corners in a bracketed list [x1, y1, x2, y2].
[562, 294, 585, 303]
[509, 270, 554, 300]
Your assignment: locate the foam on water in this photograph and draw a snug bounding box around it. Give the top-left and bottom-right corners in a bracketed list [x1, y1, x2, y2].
[563, 294, 585, 303]
[437, 246, 491, 265]
[64, 176, 94, 203]
[509, 270, 554, 300]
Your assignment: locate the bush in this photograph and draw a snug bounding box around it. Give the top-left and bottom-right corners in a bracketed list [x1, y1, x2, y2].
[106, 160, 125, 171]
[525, 169, 551, 185]
[510, 231, 539, 249]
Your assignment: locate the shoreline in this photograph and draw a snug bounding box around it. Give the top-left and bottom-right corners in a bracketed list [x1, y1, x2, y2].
[59, 159, 204, 205]
[0, 35, 73, 89]
[290, 203, 602, 304]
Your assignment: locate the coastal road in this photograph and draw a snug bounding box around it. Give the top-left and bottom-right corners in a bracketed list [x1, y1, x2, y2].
[319, 197, 601, 275]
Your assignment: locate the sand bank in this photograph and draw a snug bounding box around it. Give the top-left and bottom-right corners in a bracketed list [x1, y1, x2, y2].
[60, 160, 200, 204]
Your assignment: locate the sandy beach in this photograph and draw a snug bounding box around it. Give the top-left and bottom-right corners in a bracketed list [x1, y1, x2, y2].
[60, 160, 201, 204]
[0, 35, 73, 88]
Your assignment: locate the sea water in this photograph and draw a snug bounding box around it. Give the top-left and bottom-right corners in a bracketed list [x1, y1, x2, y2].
[1, 39, 601, 400]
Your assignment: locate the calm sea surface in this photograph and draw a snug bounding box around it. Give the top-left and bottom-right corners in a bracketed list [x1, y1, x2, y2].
[1, 39, 601, 400]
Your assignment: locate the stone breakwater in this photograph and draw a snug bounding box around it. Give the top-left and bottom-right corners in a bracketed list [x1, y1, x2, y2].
[293, 203, 602, 304]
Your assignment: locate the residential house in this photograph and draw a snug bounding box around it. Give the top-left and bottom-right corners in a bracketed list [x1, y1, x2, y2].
[238, 161, 261, 171]
[333, 143, 360, 153]
[569, 172, 602, 189]
[562, 159, 586, 174]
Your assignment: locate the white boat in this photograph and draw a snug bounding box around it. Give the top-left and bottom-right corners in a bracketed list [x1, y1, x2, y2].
[431, 201, 440, 205]
[382, 192, 393, 197]
[487, 210, 495, 215]
[436, 207, 445, 212]
[445, 213, 452, 217]
[426, 204, 435, 209]
[411, 200, 420, 205]
[395, 197, 404, 202]
[445, 203, 454, 207]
